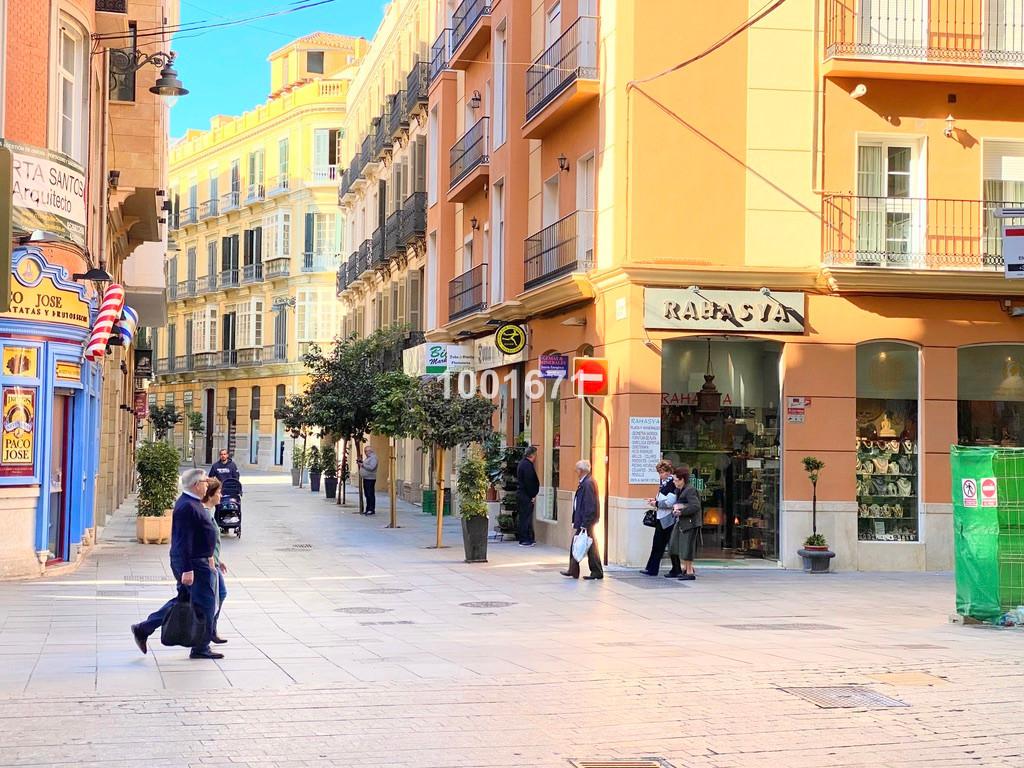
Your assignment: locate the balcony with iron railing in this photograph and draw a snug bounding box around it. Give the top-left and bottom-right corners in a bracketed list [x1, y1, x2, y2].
[220, 268, 240, 288]
[174, 355, 192, 373]
[194, 352, 218, 371]
[241, 263, 264, 283]
[237, 348, 263, 366]
[347, 252, 359, 285]
[302, 251, 338, 272]
[175, 279, 196, 299]
[245, 183, 266, 204]
[824, 0, 1024, 80]
[220, 190, 240, 212]
[822, 194, 1024, 270]
[196, 274, 217, 293]
[180, 206, 198, 226]
[358, 239, 372, 276]
[524, 16, 599, 138]
[95, 0, 129, 41]
[264, 343, 288, 363]
[199, 199, 219, 219]
[400, 192, 427, 244]
[389, 91, 408, 138]
[311, 166, 338, 184]
[371, 226, 385, 268]
[167, 281, 177, 300]
[268, 174, 290, 196]
[221, 349, 238, 367]
[406, 60, 429, 116]
[430, 29, 452, 82]
[524, 210, 595, 291]
[155, 357, 169, 374]
[384, 211, 401, 259]
[451, 0, 492, 67]
[265, 258, 290, 279]
[449, 117, 490, 202]
[449, 263, 488, 321]
[374, 106, 393, 159]
[337, 263, 350, 295]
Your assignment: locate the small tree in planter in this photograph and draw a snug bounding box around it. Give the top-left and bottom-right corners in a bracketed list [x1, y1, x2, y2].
[457, 445, 490, 562]
[187, 411, 204, 468]
[307, 446, 322, 493]
[371, 371, 422, 528]
[291, 445, 307, 487]
[321, 445, 338, 500]
[148, 404, 182, 442]
[798, 456, 835, 573]
[135, 441, 180, 544]
[278, 394, 312, 486]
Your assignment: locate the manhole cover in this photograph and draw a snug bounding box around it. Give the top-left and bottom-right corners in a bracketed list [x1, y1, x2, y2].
[276, 544, 314, 551]
[460, 601, 515, 609]
[780, 686, 908, 709]
[359, 620, 415, 626]
[721, 623, 841, 631]
[358, 588, 413, 595]
[334, 607, 391, 615]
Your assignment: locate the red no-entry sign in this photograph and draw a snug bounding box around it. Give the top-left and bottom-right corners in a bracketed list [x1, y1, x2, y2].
[572, 357, 609, 397]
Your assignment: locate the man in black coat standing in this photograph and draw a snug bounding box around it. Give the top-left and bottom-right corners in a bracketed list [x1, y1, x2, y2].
[209, 449, 242, 498]
[562, 459, 604, 580]
[516, 446, 540, 546]
[131, 468, 223, 659]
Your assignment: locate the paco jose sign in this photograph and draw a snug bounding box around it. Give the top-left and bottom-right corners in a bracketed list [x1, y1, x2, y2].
[0, 386, 35, 477]
[0, 257, 90, 330]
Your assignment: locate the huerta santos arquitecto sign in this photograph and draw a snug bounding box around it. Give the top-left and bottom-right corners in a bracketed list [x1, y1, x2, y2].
[0, 140, 86, 249]
[643, 287, 806, 334]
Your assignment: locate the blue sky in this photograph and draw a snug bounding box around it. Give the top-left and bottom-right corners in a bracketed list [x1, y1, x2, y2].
[169, 1, 385, 136]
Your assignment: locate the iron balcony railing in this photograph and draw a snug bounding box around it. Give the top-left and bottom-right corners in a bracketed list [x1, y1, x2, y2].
[268, 174, 290, 195]
[199, 199, 219, 219]
[174, 355, 189, 372]
[821, 194, 1024, 269]
[97, 0, 127, 11]
[220, 268, 240, 287]
[430, 29, 452, 82]
[400, 192, 427, 244]
[449, 263, 488, 320]
[337, 263, 350, 294]
[358, 239, 372, 275]
[303, 251, 338, 272]
[220, 190, 240, 212]
[524, 210, 595, 290]
[360, 135, 373, 169]
[374, 107, 393, 159]
[452, 0, 491, 53]
[197, 274, 217, 293]
[384, 211, 401, 259]
[389, 91, 408, 137]
[825, 0, 1024, 65]
[264, 343, 287, 363]
[371, 226, 385, 267]
[167, 282, 177, 300]
[175, 279, 196, 299]
[265, 258, 290, 279]
[450, 117, 489, 189]
[246, 183, 265, 203]
[242, 263, 264, 283]
[311, 166, 338, 183]
[180, 206, 198, 226]
[526, 16, 598, 120]
[194, 352, 218, 370]
[347, 252, 359, 285]
[237, 348, 263, 366]
[155, 357, 169, 374]
[406, 60, 429, 116]
[221, 350, 238, 367]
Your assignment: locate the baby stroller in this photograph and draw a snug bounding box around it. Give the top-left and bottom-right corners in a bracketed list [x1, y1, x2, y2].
[215, 477, 242, 538]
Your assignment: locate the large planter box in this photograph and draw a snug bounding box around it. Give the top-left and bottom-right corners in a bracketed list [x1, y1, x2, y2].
[310, 471, 322, 493]
[324, 477, 338, 499]
[461, 515, 489, 563]
[291, 469, 301, 486]
[137, 510, 172, 544]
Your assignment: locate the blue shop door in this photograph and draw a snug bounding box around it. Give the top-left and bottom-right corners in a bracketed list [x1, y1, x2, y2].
[46, 395, 73, 564]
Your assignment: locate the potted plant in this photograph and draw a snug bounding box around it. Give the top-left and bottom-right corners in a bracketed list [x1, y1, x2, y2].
[322, 445, 338, 500]
[135, 440, 180, 544]
[308, 445, 322, 493]
[458, 446, 489, 562]
[291, 445, 306, 487]
[797, 456, 835, 573]
[497, 445, 524, 536]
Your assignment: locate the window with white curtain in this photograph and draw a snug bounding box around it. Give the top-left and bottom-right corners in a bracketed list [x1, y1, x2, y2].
[983, 140, 1024, 257]
[855, 139, 923, 266]
[235, 299, 264, 348]
[264, 210, 292, 259]
[192, 307, 219, 353]
[56, 15, 88, 163]
[296, 288, 338, 341]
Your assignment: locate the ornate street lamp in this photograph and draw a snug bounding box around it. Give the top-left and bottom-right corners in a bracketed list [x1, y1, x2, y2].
[109, 50, 189, 104]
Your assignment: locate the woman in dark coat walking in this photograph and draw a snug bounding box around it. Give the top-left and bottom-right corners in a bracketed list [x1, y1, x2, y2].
[641, 460, 676, 576]
[667, 465, 701, 580]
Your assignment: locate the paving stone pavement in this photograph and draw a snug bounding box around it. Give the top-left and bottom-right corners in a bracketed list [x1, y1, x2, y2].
[1, 473, 1022, 768]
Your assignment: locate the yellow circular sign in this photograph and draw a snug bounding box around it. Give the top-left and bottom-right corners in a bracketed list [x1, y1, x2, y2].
[495, 323, 526, 356]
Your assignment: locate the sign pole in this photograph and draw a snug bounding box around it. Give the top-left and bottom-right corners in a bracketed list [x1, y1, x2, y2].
[584, 397, 610, 566]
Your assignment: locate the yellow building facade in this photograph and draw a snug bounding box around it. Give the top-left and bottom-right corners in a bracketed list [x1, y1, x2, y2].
[151, 33, 367, 470]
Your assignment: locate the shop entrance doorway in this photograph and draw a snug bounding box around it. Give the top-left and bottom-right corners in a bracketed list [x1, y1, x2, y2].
[46, 394, 73, 564]
[660, 338, 782, 562]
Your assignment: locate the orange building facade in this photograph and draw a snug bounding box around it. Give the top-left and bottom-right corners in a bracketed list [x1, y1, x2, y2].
[369, 0, 1024, 571]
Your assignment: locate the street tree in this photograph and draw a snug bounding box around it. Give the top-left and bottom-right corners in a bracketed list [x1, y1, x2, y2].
[186, 411, 204, 467]
[276, 393, 313, 488]
[371, 370, 422, 528]
[147, 404, 182, 442]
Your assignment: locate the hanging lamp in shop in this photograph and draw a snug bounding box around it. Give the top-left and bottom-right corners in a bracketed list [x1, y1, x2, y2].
[696, 338, 722, 420]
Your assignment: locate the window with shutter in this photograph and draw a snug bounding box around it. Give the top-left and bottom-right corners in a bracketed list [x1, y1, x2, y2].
[408, 268, 422, 332]
[415, 136, 427, 194]
[983, 140, 1024, 256]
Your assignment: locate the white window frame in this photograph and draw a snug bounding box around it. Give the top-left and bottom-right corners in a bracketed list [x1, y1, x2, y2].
[855, 134, 927, 267]
[491, 179, 505, 306]
[53, 12, 89, 163]
[494, 22, 507, 148]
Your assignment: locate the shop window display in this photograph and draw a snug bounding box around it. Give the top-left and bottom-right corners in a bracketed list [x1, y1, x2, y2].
[958, 345, 1024, 447]
[856, 342, 919, 542]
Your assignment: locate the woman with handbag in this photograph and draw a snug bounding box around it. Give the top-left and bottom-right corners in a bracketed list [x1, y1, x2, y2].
[202, 478, 229, 645]
[667, 465, 702, 581]
[641, 460, 677, 576]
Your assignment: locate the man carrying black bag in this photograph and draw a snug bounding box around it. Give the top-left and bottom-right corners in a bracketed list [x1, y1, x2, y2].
[131, 469, 223, 660]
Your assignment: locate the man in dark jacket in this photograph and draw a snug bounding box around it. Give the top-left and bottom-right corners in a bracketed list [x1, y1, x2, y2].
[516, 446, 540, 546]
[562, 459, 604, 580]
[209, 449, 242, 498]
[131, 468, 222, 659]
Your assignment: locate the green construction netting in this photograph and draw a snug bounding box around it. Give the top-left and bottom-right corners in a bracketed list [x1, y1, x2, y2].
[951, 446, 1024, 623]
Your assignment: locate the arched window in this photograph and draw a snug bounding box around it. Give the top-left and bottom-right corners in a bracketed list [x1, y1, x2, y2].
[856, 341, 919, 542]
[957, 344, 1024, 447]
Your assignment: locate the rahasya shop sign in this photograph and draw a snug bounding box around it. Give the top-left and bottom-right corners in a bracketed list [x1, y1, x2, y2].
[0, 386, 35, 477]
[0, 257, 90, 330]
[644, 287, 806, 334]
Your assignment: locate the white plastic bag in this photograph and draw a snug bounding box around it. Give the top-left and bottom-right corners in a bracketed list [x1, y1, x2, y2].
[571, 528, 592, 563]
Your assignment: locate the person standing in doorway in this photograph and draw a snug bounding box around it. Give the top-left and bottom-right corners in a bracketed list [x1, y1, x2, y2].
[516, 446, 540, 546]
[667, 465, 702, 580]
[642, 460, 676, 576]
[562, 460, 604, 580]
[131, 469, 222, 659]
[358, 446, 379, 515]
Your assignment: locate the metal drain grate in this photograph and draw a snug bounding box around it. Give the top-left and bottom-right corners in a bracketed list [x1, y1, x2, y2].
[359, 620, 415, 626]
[472, 612, 497, 616]
[335, 607, 391, 615]
[781, 686, 908, 709]
[123, 575, 168, 584]
[721, 623, 841, 631]
[97, 590, 138, 597]
[571, 760, 675, 768]
[460, 601, 515, 608]
[359, 588, 413, 595]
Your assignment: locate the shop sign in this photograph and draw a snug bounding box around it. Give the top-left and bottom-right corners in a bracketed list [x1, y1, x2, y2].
[2, 346, 37, 377]
[134, 348, 153, 379]
[474, 330, 528, 370]
[0, 386, 35, 476]
[133, 390, 148, 420]
[572, 357, 609, 397]
[643, 287, 806, 334]
[494, 323, 527, 356]
[0, 257, 90, 329]
[0, 140, 86, 249]
[962, 478, 978, 508]
[539, 354, 569, 379]
[1003, 225, 1024, 279]
[786, 396, 811, 424]
[404, 342, 473, 376]
[628, 417, 661, 485]
[55, 361, 81, 383]
[981, 477, 998, 508]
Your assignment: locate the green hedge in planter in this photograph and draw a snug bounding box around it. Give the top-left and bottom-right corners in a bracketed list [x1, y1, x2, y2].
[136, 441, 181, 517]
